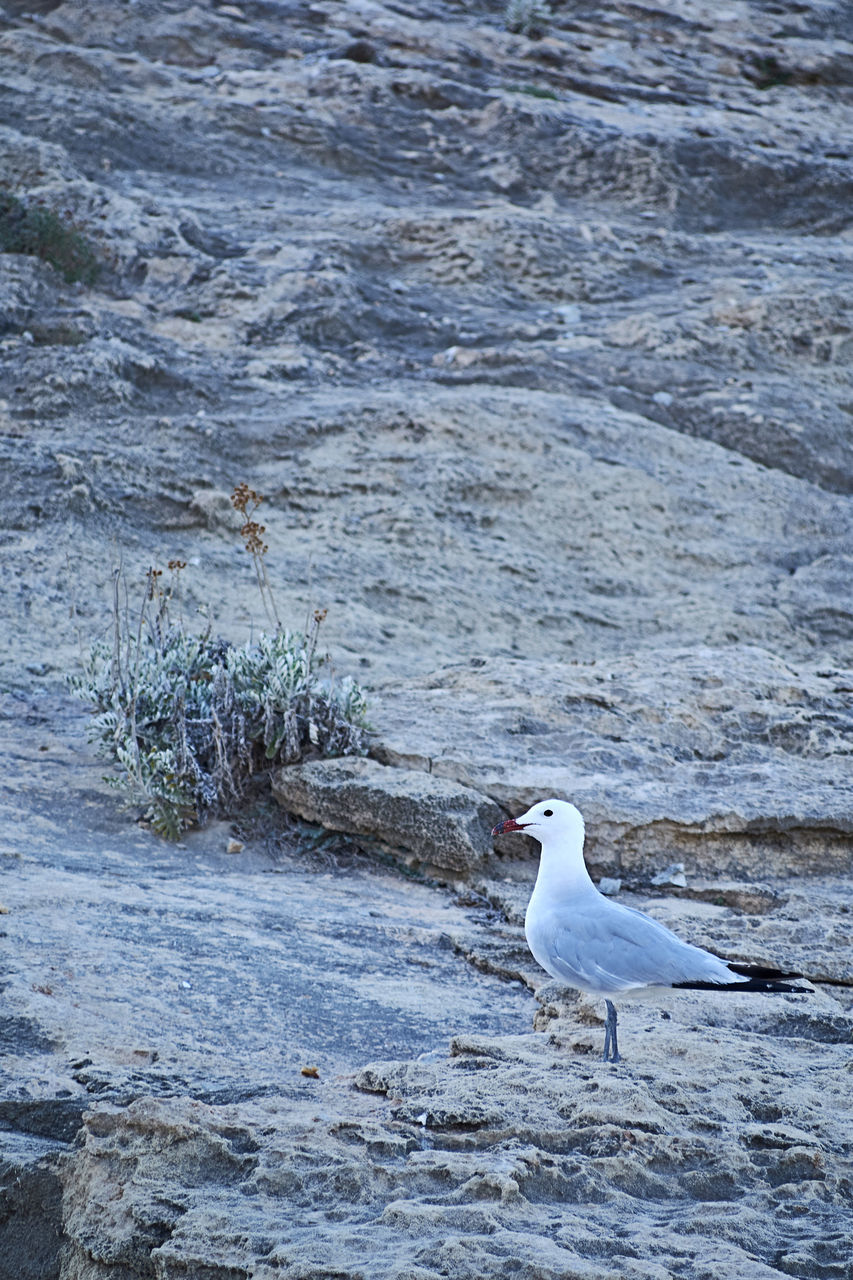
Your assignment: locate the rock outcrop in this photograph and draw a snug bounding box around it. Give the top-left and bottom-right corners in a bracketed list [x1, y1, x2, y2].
[1, 0, 852, 1276]
[368, 645, 853, 876]
[272, 756, 503, 873]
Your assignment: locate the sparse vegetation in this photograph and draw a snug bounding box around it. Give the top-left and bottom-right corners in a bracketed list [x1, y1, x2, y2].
[747, 54, 794, 91]
[505, 0, 550, 38]
[0, 190, 100, 284]
[70, 488, 369, 839]
[514, 83, 560, 100]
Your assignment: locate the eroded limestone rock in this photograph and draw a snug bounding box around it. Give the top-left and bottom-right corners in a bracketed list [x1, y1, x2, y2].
[370, 646, 853, 877]
[1, 0, 853, 1273]
[272, 756, 503, 873]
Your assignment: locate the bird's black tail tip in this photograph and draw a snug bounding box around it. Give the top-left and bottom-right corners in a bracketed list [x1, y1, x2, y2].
[672, 962, 812, 995]
[728, 962, 804, 982]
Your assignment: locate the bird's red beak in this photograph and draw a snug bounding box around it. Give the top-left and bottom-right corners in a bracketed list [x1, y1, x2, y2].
[491, 816, 527, 837]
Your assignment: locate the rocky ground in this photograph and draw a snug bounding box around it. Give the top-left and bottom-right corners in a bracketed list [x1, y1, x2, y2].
[1, 0, 852, 1276]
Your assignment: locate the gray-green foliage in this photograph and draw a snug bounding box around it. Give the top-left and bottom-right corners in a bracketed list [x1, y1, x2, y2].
[505, 0, 550, 37]
[0, 189, 100, 284]
[70, 582, 368, 839]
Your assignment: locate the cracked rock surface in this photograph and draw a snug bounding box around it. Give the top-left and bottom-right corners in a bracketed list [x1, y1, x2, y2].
[1, 0, 852, 1277]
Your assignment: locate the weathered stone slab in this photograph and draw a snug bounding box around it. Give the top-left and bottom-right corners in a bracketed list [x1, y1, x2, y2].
[369, 645, 853, 877]
[272, 756, 503, 874]
[2, 0, 853, 1274]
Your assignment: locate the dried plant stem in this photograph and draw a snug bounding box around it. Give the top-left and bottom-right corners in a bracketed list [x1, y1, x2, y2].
[230, 483, 281, 632]
[126, 568, 154, 790]
[305, 607, 327, 678]
[111, 566, 123, 694]
[255, 553, 280, 632]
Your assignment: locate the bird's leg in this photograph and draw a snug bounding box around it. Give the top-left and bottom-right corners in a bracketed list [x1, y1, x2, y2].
[603, 1000, 621, 1063]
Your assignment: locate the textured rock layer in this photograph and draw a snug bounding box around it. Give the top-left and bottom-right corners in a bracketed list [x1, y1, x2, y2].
[1, 0, 852, 1277]
[272, 756, 503, 872]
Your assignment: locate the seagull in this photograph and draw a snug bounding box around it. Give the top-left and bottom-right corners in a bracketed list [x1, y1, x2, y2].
[492, 799, 810, 1062]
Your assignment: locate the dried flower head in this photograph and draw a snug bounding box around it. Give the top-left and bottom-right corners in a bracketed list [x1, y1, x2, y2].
[230, 481, 279, 630]
[241, 520, 268, 557]
[230, 483, 264, 516]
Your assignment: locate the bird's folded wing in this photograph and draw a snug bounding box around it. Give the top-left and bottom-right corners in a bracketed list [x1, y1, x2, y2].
[546, 900, 731, 991]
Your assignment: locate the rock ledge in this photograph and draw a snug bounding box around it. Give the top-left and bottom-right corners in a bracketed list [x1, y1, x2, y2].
[272, 756, 504, 874]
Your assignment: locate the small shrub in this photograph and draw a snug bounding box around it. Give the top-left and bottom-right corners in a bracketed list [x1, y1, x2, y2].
[505, 0, 551, 38]
[0, 190, 100, 284]
[70, 489, 369, 838]
[746, 54, 793, 91]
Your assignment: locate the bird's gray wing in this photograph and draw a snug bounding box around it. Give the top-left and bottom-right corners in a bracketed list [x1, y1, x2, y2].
[544, 897, 732, 992]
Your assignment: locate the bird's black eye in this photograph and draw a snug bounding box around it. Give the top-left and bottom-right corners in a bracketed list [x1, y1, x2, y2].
[543, 809, 553, 817]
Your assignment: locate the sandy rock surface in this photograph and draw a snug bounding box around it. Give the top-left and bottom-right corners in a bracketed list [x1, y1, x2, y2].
[1, 0, 852, 1276]
[272, 754, 505, 871]
[299, 644, 853, 876]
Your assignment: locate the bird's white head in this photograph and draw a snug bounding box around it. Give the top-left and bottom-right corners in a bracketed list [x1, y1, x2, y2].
[493, 799, 591, 890]
[492, 798, 585, 848]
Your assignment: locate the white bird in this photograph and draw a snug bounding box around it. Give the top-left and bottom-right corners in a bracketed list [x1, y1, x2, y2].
[492, 799, 810, 1062]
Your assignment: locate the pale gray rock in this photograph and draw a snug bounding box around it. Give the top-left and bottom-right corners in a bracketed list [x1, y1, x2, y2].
[272, 756, 503, 874]
[0, 256, 66, 336]
[651, 863, 687, 888]
[0, 705, 532, 1278]
[1, 0, 853, 1275]
[187, 487, 237, 532]
[56, 980, 853, 1280]
[370, 645, 853, 877]
[597, 876, 622, 896]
